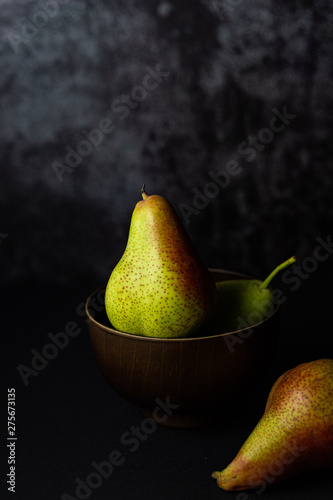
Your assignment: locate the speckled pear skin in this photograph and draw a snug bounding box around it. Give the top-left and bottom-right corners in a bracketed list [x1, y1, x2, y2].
[212, 359, 333, 491]
[105, 190, 217, 338]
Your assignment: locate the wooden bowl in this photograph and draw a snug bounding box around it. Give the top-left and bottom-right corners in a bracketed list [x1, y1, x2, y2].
[86, 269, 280, 427]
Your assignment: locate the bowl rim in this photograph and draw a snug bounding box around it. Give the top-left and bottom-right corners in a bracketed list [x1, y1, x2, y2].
[85, 268, 281, 343]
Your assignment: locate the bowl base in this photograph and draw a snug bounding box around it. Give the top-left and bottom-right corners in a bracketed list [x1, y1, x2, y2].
[140, 407, 221, 428]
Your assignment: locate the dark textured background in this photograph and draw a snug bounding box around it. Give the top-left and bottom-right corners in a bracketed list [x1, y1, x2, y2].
[1, 0, 333, 289]
[1, 1, 333, 499]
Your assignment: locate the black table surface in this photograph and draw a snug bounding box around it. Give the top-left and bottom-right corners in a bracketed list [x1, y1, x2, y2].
[2, 263, 333, 500]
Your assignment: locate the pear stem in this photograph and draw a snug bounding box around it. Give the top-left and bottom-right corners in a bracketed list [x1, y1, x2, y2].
[259, 256, 296, 290]
[141, 184, 149, 200]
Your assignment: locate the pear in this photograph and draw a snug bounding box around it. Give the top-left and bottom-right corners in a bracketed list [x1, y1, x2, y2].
[105, 185, 217, 338]
[212, 359, 333, 491]
[205, 256, 296, 334]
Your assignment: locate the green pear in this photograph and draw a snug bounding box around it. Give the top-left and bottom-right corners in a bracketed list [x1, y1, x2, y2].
[212, 359, 333, 491]
[105, 186, 217, 338]
[205, 256, 296, 334]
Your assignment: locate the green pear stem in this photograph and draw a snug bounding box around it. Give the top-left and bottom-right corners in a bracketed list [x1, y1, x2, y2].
[259, 256, 296, 290]
[141, 184, 149, 200]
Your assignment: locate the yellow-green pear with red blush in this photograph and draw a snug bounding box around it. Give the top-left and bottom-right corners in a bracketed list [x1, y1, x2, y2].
[212, 359, 333, 491]
[105, 185, 217, 338]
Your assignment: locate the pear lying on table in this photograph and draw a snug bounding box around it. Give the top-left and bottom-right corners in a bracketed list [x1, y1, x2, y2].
[105, 185, 217, 338]
[212, 359, 333, 491]
[204, 256, 296, 334]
